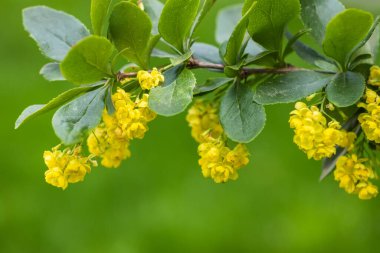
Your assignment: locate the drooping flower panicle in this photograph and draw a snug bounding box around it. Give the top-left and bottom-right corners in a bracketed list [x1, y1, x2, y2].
[44, 145, 96, 190]
[87, 88, 156, 168]
[187, 100, 250, 183]
[334, 154, 378, 200]
[289, 102, 356, 160]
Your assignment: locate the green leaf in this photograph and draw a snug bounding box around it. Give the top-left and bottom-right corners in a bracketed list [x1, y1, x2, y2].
[347, 16, 380, 66]
[158, 0, 200, 52]
[105, 85, 115, 115]
[109, 2, 152, 68]
[170, 51, 193, 66]
[61, 36, 114, 85]
[323, 9, 373, 68]
[91, 0, 112, 36]
[23, 6, 89, 61]
[52, 87, 107, 145]
[220, 80, 266, 143]
[215, 4, 243, 44]
[243, 50, 278, 67]
[285, 32, 337, 71]
[253, 71, 334, 105]
[149, 69, 196, 116]
[143, 0, 164, 34]
[326, 71, 365, 107]
[243, 0, 300, 52]
[224, 2, 257, 65]
[40, 63, 65, 81]
[194, 78, 233, 95]
[191, 43, 223, 64]
[191, 0, 217, 35]
[283, 28, 311, 59]
[300, 0, 345, 44]
[15, 84, 102, 129]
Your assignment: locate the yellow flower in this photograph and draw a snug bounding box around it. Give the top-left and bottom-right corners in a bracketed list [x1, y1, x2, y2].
[43, 145, 95, 190]
[334, 154, 378, 199]
[358, 88, 380, 143]
[137, 68, 164, 90]
[290, 102, 356, 160]
[198, 139, 249, 183]
[88, 88, 155, 169]
[357, 182, 378, 200]
[368, 65, 380, 86]
[186, 100, 224, 143]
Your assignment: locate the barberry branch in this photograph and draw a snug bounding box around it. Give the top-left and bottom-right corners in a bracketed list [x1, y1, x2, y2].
[116, 58, 336, 81]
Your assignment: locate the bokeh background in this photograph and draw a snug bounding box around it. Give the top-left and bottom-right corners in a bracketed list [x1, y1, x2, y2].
[1, 0, 380, 252]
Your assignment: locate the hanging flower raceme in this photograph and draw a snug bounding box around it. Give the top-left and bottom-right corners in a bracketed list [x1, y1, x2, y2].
[87, 88, 156, 169]
[334, 154, 378, 200]
[368, 65, 380, 86]
[187, 100, 250, 183]
[358, 88, 380, 143]
[43, 145, 97, 190]
[289, 102, 356, 160]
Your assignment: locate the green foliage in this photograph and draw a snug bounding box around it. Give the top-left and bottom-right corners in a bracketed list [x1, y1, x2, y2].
[243, 0, 300, 53]
[158, 0, 200, 52]
[143, 0, 163, 35]
[220, 80, 266, 143]
[52, 87, 107, 145]
[15, 84, 102, 129]
[91, 0, 112, 36]
[23, 6, 89, 61]
[61, 36, 114, 84]
[326, 71, 366, 107]
[39, 63, 65, 81]
[215, 4, 242, 45]
[194, 78, 233, 95]
[253, 71, 334, 105]
[191, 43, 223, 64]
[224, 2, 256, 65]
[300, 0, 345, 44]
[191, 0, 217, 35]
[109, 2, 154, 68]
[149, 69, 196, 116]
[323, 9, 374, 69]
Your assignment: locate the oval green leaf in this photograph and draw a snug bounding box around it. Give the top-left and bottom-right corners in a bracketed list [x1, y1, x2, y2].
[61, 36, 114, 85]
[326, 71, 365, 107]
[149, 69, 196, 116]
[253, 71, 334, 105]
[109, 2, 152, 68]
[40, 63, 65, 81]
[52, 87, 107, 145]
[23, 6, 89, 61]
[323, 9, 373, 68]
[158, 0, 200, 52]
[91, 0, 112, 36]
[220, 80, 266, 143]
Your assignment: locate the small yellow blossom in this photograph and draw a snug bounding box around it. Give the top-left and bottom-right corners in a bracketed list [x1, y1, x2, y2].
[137, 68, 164, 90]
[198, 139, 249, 183]
[358, 88, 380, 143]
[289, 102, 355, 160]
[186, 100, 224, 143]
[368, 65, 380, 86]
[43, 145, 96, 190]
[334, 154, 378, 200]
[88, 88, 155, 168]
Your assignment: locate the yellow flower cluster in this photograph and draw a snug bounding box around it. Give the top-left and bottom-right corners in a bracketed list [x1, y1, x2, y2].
[187, 100, 250, 183]
[289, 102, 356, 160]
[186, 100, 224, 143]
[198, 140, 249, 183]
[43, 145, 96, 190]
[87, 88, 156, 168]
[334, 154, 378, 200]
[137, 68, 164, 90]
[368, 65, 380, 86]
[358, 88, 380, 143]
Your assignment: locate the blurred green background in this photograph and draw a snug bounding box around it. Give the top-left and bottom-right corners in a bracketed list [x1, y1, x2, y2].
[1, 0, 380, 252]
